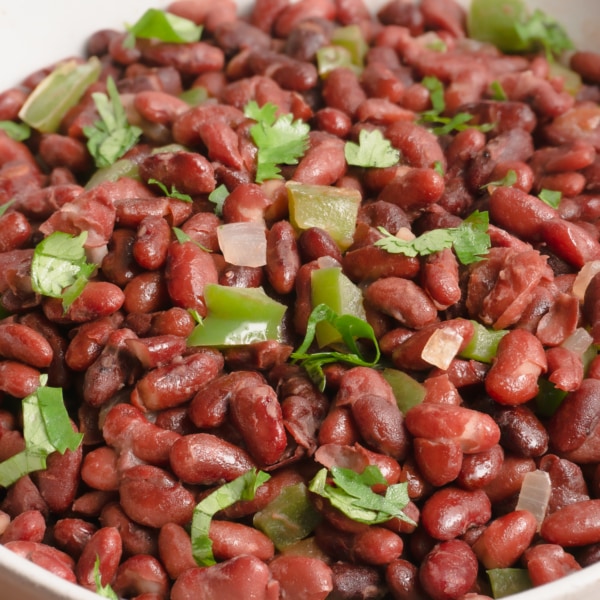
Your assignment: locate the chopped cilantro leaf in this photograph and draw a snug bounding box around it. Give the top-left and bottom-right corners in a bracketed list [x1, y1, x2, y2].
[538, 188, 562, 209]
[148, 178, 193, 202]
[83, 76, 142, 168]
[208, 183, 228, 216]
[0, 120, 31, 141]
[124, 8, 202, 48]
[375, 210, 490, 265]
[93, 556, 119, 599]
[482, 169, 518, 190]
[344, 129, 400, 168]
[244, 100, 310, 183]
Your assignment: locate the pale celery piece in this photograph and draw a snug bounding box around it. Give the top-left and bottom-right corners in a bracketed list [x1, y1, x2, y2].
[253, 482, 321, 551]
[187, 284, 287, 347]
[382, 368, 426, 414]
[311, 266, 366, 348]
[287, 181, 361, 251]
[19, 56, 102, 133]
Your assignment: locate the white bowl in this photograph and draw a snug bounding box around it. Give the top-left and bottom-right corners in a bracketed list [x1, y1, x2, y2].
[0, 1, 598, 599]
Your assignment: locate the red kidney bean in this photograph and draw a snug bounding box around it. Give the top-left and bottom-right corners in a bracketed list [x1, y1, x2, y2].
[385, 558, 425, 600]
[52, 518, 98, 559]
[99, 502, 158, 558]
[0, 210, 31, 252]
[119, 465, 196, 528]
[329, 561, 386, 600]
[131, 347, 223, 411]
[123, 270, 170, 314]
[419, 539, 478, 600]
[484, 329, 547, 405]
[209, 520, 274, 561]
[482, 454, 536, 505]
[76, 526, 122, 590]
[133, 215, 172, 271]
[4, 540, 77, 582]
[385, 119, 446, 170]
[523, 543, 582, 586]
[405, 402, 500, 454]
[541, 217, 600, 268]
[539, 454, 590, 514]
[0, 360, 41, 398]
[421, 487, 491, 541]
[112, 554, 170, 599]
[378, 168, 445, 216]
[269, 555, 333, 600]
[584, 271, 600, 343]
[541, 499, 600, 547]
[170, 432, 256, 485]
[0, 509, 46, 544]
[0, 321, 53, 368]
[265, 219, 300, 295]
[81, 446, 120, 492]
[472, 510, 537, 569]
[158, 522, 196, 580]
[413, 438, 463, 487]
[457, 444, 504, 491]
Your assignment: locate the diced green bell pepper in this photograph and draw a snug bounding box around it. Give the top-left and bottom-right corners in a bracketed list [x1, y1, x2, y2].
[382, 368, 426, 414]
[459, 320, 508, 363]
[487, 568, 532, 598]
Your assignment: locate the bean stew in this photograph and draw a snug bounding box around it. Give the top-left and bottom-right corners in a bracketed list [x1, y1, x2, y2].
[1, 0, 600, 599]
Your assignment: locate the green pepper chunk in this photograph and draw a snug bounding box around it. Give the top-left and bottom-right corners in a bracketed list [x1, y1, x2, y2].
[253, 482, 321, 550]
[19, 57, 102, 133]
[311, 266, 366, 348]
[382, 368, 426, 414]
[459, 320, 508, 363]
[330, 25, 368, 69]
[187, 284, 287, 347]
[487, 568, 532, 597]
[535, 378, 568, 418]
[287, 182, 361, 252]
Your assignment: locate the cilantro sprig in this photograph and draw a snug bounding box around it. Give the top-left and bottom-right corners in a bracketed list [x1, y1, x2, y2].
[375, 210, 491, 265]
[191, 469, 270, 566]
[420, 76, 495, 136]
[309, 465, 415, 525]
[31, 231, 97, 311]
[148, 178, 192, 203]
[0, 376, 83, 488]
[291, 304, 381, 391]
[83, 76, 142, 168]
[344, 129, 400, 169]
[538, 188, 562, 209]
[124, 8, 203, 48]
[93, 556, 119, 600]
[0, 121, 30, 142]
[244, 101, 310, 183]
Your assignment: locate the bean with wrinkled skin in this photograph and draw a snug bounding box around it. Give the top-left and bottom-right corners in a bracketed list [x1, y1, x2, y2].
[584, 271, 600, 343]
[539, 454, 590, 514]
[52, 518, 98, 560]
[420, 487, 491, 541]
[329, 561, 386, 600]
[523, 544, 582, 587]
[119, 465, 196, 528]
[112, 554, 170, 600]
[413, 438, 463, 487]
[76, 526, 122, 591]
[170, 554, 279, 600]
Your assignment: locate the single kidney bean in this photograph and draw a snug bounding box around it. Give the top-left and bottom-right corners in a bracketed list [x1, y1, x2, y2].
[336, 365, 397, 407]
[158, 522, 196, 580]
[170, 432, 256, 485]
[0, 509, 46, 544]
[322, 67, 367, 118]
[0, 321, 53, 368]
[351, 526, 404, 566]
[112, 554, 170, 600]
[539, 454, 590, 514]
[482, 454, 536, 505]
[229, 383, 288, 465]
[119, 464, 196, 528]
[405, 403, 500, 454]
[52, 518, 98, 560]
[329, 561, 386, 600]
[484, 329, 547, 405]
[0, 210, 31, 252]
[541, 499, 600, 547]
[292, 132, 347, 186]
[419, 539, 478, 600]
[385, 558, 425, 600]
[457, 444, 504, 491]
[131, 348, 223, 412]
[541, 217, 600, 268]
[133, 215, 172, 271]
[420, 487, 492, 541]
[75, 526, 122, 591]
[123, 270, 170, 314]
[125, 334, 188, 370]
[101, 228, 140, 287]
[491, 404, 549, 458]
[209, 520, 274, 562]
[99, 502, 158, 558]
[472, 510, 537, 569]
[318, 406, 360, 447]
[378, 168, 445, 216]
[269, 555, 333, 600]
[81, 446, 120, 492]
[385, 119, 446, 170]
[4, 540, 77, 583]
[413, 438, 463, 487]
[170, 554, 279, 600]
[523, 543, 582, 587]
[265, 219, 300, 295]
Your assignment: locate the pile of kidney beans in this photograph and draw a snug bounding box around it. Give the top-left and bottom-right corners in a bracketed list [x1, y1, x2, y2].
[1, 0, 600, 598]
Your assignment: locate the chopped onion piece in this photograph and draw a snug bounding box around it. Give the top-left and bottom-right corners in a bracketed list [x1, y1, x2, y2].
[217, 222, 267, 268]
[572, 260, 600, 301]
[421, 327, 463, 370]
[561, 327, 594, 356]
[516, 470, 551, 531]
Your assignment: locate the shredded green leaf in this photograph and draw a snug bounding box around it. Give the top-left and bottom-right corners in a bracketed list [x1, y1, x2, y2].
[0, 199, 15, 218]
[309, 465, 415, 525]
[244, 101, 310, 183]
[172, 226, 211, 252]
[375, 210, 491, 265]
[191, 469, 271, 566]
[490, 80, 508, 101]
[0, 120, 31, 141]
[148, 178, 192, 202]
[83, 76, 142, 168]
[420, 76, 495, 135]
[124, 8, 202, 48]
[93, 556, 119, 599]
[291, 304, 380, 391]
[0, 376, 83, 488]
[344, 128, 400, 169]
[538, 188, 562, 209]
[208, 183, 229, 216]
[482, 169, 518, 190]
[31, 231, 97, 310]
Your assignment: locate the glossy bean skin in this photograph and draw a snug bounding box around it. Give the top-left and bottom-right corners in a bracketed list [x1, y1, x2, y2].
[5, 540, 77, 583]
[0, 322, 54, 368]
[112, 554, 170, 600]
[265, 220, 300, 295]
[209, 520, 274, 561]
[269, 555, 333, 600]
[523, 544, 582, 587]
[541, 500, 600, 547]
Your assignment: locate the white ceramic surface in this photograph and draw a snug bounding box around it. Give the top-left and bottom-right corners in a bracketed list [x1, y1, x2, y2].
[0, 1, 598, 599]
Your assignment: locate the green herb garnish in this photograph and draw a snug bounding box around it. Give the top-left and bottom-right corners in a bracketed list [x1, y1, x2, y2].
[208, 183, 228, 216]
[538, 188, 562, 209]
[490, 80, 508, 101]
[0, 376, 83, 488]
[93, 556, 119, 600]
[291, 304, 380, 391]
[244, 101, 310, 183]
[482, 169, 517, 189]
[191, 469, 270, 566]
[344, 128, 400, 169]
[31, 231, 96, 310]
[0, 199, 15, 218]
[0, 121, 30, 141]
[148, 178, 192, 202]
[83, 76, 142, 168]
[124, 8, 202, 48]
[375, 210, 490, 265]
[309, 465, 415, 525]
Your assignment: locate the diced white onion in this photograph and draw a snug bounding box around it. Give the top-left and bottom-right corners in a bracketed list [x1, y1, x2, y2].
[217, 222, 267, 268]
[572, 260, 600, 301]
[421, 327, 463, 371]
[561, 327, 594, 356]
[516, 470, 551, 531]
